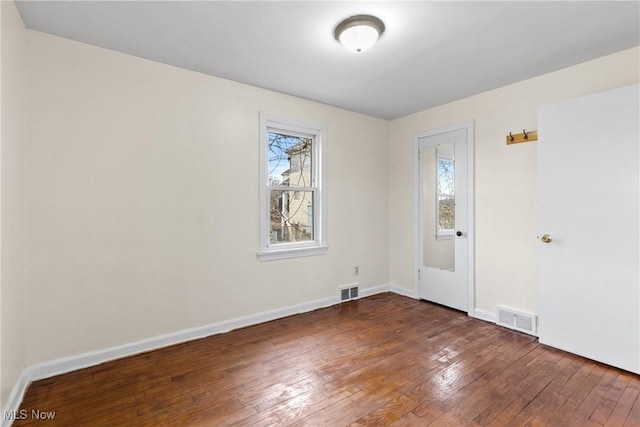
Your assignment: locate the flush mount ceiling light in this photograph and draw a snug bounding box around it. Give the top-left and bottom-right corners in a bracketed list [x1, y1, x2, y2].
[334, 14, 385, 53]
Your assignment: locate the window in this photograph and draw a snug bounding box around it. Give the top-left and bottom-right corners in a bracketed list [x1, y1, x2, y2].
[258, 114, 327, 260]
[436, 144, 455, 238]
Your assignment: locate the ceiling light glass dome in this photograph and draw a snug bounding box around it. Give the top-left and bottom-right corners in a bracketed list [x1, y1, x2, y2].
[334, 15, 385, 53]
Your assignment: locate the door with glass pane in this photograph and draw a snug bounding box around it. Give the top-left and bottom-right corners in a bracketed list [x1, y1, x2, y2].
[417, 127, 469, 311]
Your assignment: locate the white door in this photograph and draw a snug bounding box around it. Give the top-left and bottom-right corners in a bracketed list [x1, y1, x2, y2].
[415, 122, 473, 312]
[538, 83, 639, 374]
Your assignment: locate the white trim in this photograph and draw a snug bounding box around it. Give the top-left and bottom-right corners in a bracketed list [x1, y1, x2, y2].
[256, 245, 328, 261]
[2, 370, 31, 427]
[412, 137, 421, 299]
[258, 113, 327, 261]
[359, 284, 390, 298]
[473, 308, 496, 323]
[389, 283, 419, 299]
[467, 122, 476, 320]
[413, 120, 475, 316]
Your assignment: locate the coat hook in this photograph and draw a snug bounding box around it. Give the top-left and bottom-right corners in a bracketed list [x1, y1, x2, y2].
[523, 129, 528, 140]
[509, 132, 514, 142]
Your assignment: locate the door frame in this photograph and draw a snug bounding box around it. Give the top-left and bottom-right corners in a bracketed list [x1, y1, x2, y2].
[412, 120, 475, 316]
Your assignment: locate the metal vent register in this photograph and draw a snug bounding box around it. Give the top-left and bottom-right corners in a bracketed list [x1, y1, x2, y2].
[340, 285, 360, 301]
[496, 305, 537, 336]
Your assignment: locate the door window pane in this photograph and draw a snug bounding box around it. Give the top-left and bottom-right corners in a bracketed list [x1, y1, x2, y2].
[423, 144, 455, 271]
[437, 144, 455, 234]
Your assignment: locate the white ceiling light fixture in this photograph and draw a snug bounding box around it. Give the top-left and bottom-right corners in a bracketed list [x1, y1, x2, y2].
[334, 14, 385, 53]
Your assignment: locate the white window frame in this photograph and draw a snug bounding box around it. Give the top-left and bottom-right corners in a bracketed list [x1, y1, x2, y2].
[258, 113, 327, 261]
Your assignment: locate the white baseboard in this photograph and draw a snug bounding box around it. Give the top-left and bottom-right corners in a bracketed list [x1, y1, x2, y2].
[389, 283, 418, 299]
[359, 284, 390, 298]
[26, 294, 347, 383]
[473, 308, 496, 323]
[3, 285, 399, 423]
[1, 370, 30, 427]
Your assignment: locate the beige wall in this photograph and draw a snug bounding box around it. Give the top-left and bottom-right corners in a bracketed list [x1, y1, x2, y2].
[389, 47, 640, 316]
[25, 31, 389, 365]
[1, 0, 27, 407]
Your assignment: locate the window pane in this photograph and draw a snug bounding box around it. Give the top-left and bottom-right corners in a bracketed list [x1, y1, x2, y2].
[438, 195, 455, 231]
[270, 190, 314, 243]
[423, 145, 454, 271]
[437, 144, 455, 232]
[268, 132, 313, 187]
[438, 159, 454, 195]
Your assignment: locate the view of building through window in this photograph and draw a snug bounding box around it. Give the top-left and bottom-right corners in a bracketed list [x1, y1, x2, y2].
[268, 132, 314, 243]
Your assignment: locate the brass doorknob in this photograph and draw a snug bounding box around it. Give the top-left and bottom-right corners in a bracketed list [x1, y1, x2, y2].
[541, 234, 552, 243]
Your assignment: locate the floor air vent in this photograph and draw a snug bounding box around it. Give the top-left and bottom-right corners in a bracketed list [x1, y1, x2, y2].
[350, 286, 359, 299]
[340, 284, 360, 301]
[496, 305, 537, 336]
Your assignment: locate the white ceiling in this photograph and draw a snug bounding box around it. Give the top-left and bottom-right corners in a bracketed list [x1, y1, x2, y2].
[15, 1, 640, 120]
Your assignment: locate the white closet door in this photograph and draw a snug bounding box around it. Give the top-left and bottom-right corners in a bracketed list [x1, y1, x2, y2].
[538, 83, 639, 374]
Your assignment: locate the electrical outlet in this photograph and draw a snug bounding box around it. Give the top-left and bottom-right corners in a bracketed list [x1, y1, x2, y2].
[354, 265, 360, 275]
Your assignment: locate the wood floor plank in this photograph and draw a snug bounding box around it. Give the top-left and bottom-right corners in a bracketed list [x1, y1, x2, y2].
[590, 371, 634, 424]
[544, 360, 611, 426]
[349, 392, 415, 426]
[623, 391, 640, 426]
[387, 411, 423, 427]
[606, 384, 640, 426]
[13, 293, 640, 426]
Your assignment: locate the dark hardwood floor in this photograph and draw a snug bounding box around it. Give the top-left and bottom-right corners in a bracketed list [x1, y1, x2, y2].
[14, 293, 640, 426]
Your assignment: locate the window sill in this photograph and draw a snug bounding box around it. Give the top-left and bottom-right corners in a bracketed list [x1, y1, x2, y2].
[257, 245, 328, 261]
